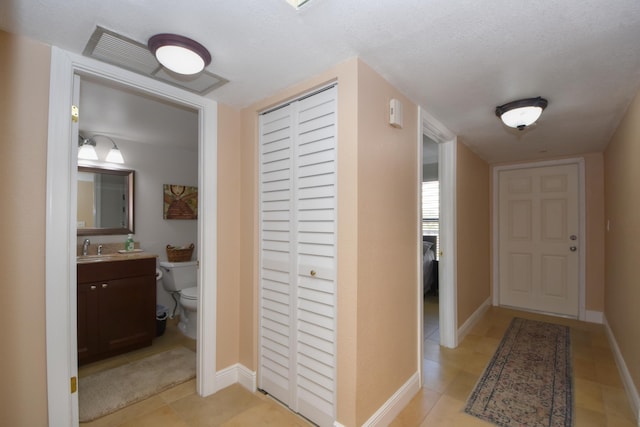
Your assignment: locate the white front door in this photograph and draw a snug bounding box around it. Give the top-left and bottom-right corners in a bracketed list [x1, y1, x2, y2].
[498, 163, 580, 317]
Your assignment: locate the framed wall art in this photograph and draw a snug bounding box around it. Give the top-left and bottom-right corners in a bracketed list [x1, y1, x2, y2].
[163, 184, 198, 220]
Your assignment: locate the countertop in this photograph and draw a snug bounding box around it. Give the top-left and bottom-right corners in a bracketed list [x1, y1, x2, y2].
[76, 252, 159, 264]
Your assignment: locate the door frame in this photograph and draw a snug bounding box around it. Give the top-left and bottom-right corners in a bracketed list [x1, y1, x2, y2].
[417, 108, 458, 385]
[45, 47, 218, 426]
[492, 158, 586, 320]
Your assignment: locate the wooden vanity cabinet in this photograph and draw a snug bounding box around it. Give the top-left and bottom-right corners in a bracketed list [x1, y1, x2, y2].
[77, 257, 156, 365]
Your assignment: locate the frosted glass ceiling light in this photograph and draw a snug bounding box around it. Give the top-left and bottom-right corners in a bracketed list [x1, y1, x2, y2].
[495, 97, 548, 131]
[148, 34, 211, 75]
[285, 0, 313, 8]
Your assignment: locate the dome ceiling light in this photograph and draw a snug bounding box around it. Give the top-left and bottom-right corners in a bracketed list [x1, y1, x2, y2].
[495, 97, 548, 131]
[285, 0, 313, 8]
[148, 34, 212, 75]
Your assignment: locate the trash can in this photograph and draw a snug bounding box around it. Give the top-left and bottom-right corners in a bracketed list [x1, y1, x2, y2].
[156, 304, 168, 337]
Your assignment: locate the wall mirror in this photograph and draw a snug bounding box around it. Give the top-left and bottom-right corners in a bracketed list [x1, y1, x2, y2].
[77, 165, 134, 236]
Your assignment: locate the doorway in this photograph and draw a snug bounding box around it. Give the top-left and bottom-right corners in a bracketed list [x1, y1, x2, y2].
[75, 74, 200, 420]
[45, 48, 218, 426]
[422, 135, 440, 345]
[417, 108, 457, 388]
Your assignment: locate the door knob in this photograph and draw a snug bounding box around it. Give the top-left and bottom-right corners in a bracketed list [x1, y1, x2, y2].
[569, 246, 577, 252]
[570, 235, 577, 240]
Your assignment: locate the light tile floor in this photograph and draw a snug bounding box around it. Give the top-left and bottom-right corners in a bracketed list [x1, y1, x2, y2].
[392, 303, 638, 427]
[79, 318, 311, 427]
[80, 305, 637, 427]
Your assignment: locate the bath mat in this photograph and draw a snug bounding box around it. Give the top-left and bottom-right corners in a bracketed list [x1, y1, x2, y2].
[79, 347, 196, 422]
[464, 317, 573, 427]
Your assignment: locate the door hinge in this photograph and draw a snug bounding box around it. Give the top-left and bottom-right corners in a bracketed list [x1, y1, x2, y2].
[70, 376, 77, 393]
[71, 105, 79, 123]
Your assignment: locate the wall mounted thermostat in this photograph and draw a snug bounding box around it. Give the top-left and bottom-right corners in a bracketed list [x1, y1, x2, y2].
[389, 98, 403, 128]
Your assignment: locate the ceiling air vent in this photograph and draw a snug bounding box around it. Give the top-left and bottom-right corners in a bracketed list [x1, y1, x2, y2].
[83, 27, 228, 95]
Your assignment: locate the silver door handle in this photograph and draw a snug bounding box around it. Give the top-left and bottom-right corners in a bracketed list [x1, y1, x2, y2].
[569, 246, 577, 252]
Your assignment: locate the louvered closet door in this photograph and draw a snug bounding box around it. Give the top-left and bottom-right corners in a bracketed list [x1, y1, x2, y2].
[259, 103, 295, 406]
[259, 85, 337, 427]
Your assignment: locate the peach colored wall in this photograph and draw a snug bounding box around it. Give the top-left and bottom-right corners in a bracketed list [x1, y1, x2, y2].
[456, 141, 491, 325]
[583, 153, 605, 312]
[216, 104, 242, 369]
[490, 153, 606, 313]
[604, 88, 640, 391]
[355, 61, 419, 425]
[0, 31, 51, 426]
[238, 58, 418, 426]
[238, 106, 259, 371]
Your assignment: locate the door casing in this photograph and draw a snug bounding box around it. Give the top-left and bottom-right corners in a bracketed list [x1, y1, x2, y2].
[45, 47, 218, 426]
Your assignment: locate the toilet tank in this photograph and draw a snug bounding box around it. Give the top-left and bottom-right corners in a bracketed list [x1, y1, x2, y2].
[159, 260, 198, 291]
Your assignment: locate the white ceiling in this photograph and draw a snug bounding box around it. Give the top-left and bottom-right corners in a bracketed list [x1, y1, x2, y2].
[3, 0, 640, 163]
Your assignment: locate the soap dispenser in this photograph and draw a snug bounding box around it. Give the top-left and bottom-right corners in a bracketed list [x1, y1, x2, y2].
[125, 234, 135, 251]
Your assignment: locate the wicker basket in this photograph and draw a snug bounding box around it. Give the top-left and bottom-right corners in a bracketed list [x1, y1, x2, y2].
[166, 243, 194, 262]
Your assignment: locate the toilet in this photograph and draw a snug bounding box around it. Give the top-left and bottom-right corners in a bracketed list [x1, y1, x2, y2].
[159, 260, 198, 339]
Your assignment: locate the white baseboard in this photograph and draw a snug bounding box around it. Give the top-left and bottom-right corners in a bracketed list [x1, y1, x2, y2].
[457, 297, 491, 343]
[237, 364, 257, 391]
[603, 315, 640, 426]
[585, 310, 604, 324]
[361, 372, 420, 427]
[215, 364, 256, 392]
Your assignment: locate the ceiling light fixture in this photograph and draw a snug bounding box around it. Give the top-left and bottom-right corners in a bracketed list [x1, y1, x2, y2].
[285, 0, 313, 8]
[78, 135, 125, 164]
[148, 34, 211, 75]
[495, 97, 548, 131]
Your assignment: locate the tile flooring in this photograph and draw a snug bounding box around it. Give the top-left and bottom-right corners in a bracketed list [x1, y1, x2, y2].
[79, 318, 311, 427]
[393, 302, 638, 427]
[79, 304, 637, 426]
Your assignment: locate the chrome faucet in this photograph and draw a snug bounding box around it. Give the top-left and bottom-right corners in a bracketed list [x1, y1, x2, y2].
[82, 238, 90, 256]
[97, 244, 103, 256]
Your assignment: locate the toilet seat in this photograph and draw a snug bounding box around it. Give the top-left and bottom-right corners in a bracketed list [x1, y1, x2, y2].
[181, 287, 198, 300]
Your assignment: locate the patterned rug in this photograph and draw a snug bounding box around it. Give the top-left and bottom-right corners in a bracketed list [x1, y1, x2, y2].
[464, 318, 573, 427]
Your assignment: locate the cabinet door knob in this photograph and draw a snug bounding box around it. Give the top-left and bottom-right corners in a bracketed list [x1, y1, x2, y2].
[310, 270, 316, 277]
[101, 283, 108, 288]
[90, 285, 97, 290]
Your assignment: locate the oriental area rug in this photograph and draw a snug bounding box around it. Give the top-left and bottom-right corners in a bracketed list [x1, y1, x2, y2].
[464, 317, 573, 427]
[78, 347, 196, 422]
